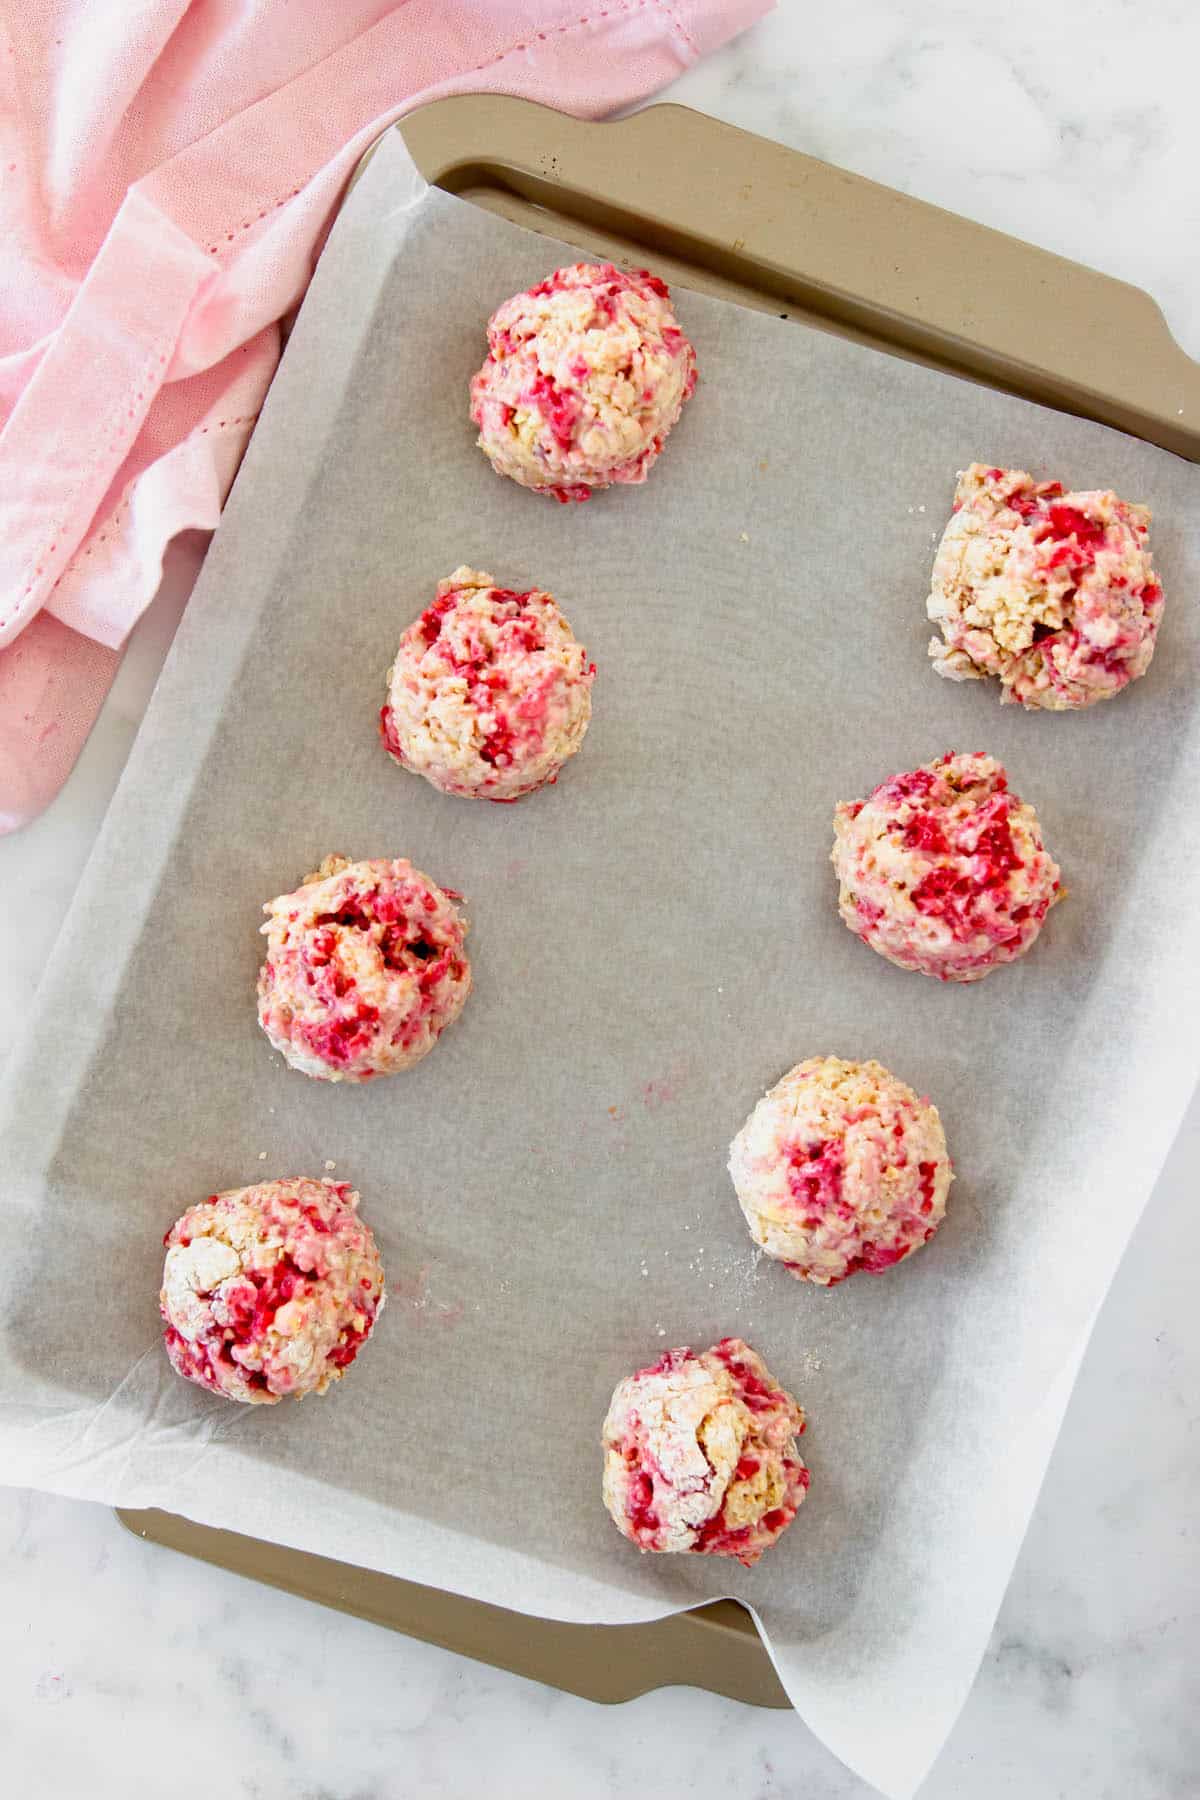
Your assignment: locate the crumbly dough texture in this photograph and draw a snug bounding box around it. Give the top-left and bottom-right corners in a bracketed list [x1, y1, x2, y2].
[601, 1338, 809, 1566]
[729, 1057, 953, 1286]
[927, 463, 1162, 710]
[832, 751, 1062, 982]
[381, 566, 595, 801]
[469, 262, 697, 501]
[257, 854, 471, 1080]
[161, 1178, 385, 1403]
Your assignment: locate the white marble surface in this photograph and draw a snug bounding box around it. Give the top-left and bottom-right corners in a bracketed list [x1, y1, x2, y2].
[2, 8, 1198, 1795]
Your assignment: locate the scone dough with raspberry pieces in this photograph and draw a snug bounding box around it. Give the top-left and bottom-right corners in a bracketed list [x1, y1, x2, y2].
[832, 752, 1062, 982]
[257, 854, 470, 1080]
[381, 567, 594, 801]
[469, 262, 697, 500]
[927, 463, 1162, 710]
[730, 1057, 953, 1286]
[601, 1338, 809, 1566]
[161, 1177, 385, 1403]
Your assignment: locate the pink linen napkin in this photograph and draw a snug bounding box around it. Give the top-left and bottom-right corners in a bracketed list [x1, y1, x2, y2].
[0, 0, 770, 833]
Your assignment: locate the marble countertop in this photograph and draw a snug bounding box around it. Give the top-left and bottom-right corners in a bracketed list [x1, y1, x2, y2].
[3, 8, 1197, 1795]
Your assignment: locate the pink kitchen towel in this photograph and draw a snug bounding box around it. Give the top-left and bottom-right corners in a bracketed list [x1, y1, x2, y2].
[0, 1, 769, 832]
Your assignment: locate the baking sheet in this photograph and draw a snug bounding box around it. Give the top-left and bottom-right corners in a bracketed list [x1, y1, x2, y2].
[2, 128, 1199, 1800]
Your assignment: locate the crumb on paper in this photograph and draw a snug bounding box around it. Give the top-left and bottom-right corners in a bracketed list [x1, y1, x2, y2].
[918, 504, 925, 513]
[324, 1160, 336, 1172]
[732, 235, 746, 252]
[739, 531, 750, 544]
[391, 1265, 465, 1328]
[257, 1151, 267, 1161]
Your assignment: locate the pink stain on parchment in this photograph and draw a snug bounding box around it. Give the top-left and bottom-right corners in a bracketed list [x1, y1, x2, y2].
[642, 1059, 691, 1110]
[390, 1266, 464, 1329]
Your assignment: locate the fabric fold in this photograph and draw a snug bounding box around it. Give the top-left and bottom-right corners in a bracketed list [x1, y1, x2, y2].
[0, 190, 216, 648]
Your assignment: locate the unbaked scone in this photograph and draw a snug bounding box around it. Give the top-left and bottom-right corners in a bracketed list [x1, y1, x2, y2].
[601, 1339, 809, 1566]
[380, 566, 594, 801]
[927, 463, 1162, 709]
[257, 854, 470, 1080]
[161, 1178, 385, 1403]
[832, 752, 1062, 982]
[729, 1057, 952, 1286]
[469, 262, 697, 501]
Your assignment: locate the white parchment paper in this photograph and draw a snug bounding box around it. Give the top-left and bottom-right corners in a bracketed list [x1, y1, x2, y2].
[2, 130, 1198, 1798]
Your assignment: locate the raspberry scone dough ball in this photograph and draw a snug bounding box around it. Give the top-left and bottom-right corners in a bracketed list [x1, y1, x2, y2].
[469, 262, 697, 501]
[602, 1340, 809, 1566]
[380, 566, 595, 802]
[832, 752, 1062, 983]
[729, 1057, 953, 1287]
[257, 854, 470, 1081]
[927, 463, 1163, 710]
[161, 1178, 385, 1404]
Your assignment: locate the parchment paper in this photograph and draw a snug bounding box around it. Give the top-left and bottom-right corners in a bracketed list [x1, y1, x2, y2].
[2, 129, 1199, 1799]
